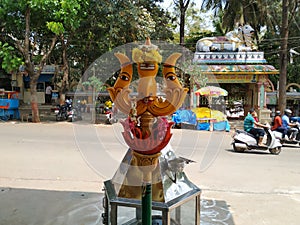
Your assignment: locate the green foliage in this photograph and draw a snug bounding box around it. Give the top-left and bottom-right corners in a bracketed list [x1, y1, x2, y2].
[180, 61, 208, 89]
[0, 42, 23, 73]
[82, 76, 105, 92]
[287, 58, 300, 84]
[46, 22, 65, 35]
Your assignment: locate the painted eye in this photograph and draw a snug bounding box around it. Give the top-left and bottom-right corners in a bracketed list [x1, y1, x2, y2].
[119, 74, 129, 81]
[166, 75, 177, 81]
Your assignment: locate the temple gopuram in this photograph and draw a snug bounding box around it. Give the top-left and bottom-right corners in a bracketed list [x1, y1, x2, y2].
[191, 25, 279, 122]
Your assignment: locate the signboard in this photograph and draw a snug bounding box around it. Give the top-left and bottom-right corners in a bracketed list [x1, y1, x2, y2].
[207, 74, 258, 83]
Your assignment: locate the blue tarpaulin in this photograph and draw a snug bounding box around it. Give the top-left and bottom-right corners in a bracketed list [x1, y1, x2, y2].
[172, 109, 197, 125]
[173, 109, 230, 131]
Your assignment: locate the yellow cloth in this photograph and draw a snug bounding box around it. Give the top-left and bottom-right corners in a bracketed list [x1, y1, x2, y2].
[192, 107, 227, 122]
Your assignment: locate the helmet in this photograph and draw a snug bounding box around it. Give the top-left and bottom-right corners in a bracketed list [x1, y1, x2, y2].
[275, 110, 281, 116]
[284, 109, 292, 114]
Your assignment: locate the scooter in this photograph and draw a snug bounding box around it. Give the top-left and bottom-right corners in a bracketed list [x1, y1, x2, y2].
[67, 102, 82, 122]
[55, 101, 82, 122]
[232, 126, 282, 155]
[273, 122, 300, 146]
[54, 103, 70, 121]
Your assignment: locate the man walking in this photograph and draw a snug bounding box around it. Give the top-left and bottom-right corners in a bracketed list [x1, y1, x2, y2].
[45, 84, 52, 104]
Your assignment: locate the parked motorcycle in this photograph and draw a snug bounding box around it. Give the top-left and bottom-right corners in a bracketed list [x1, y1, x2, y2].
[54, 103, 70, 121]
[67, 103, 82, 122]
[104, 107, 112, 124]
[232, 126, 282, 155]
[273, 122, 300, 146]
[54, 101, 82, 122]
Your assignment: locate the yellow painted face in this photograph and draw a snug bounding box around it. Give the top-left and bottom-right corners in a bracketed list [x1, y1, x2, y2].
[113, 53, 133, 89]
[163, 65, 181, 87]
[163, 53, 182, 89]
[114, 64, 133, 89]
[137, 62, 159, 78]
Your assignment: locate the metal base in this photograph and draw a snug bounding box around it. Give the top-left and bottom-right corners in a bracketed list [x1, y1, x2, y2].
[102, 147, 201, 225]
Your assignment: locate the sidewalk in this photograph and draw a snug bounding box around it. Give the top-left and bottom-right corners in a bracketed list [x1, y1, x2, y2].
[18, 103, 56, 122]
[17, 103, 244, 131]
[0, 187, 234, 225]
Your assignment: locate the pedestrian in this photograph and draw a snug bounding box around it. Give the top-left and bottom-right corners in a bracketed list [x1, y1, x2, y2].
[244, 108, 268, 146]
[81, 99, 87, 112]
[45, 85, 52, 104]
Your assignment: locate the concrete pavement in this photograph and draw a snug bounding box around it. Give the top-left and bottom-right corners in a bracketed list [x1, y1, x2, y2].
[0, 121, 299, 225]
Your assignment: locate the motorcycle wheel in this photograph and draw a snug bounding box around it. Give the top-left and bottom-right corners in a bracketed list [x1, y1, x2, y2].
[56, 115, 60, 121]
[233, 143, 245, 152]
[269, 147, 281, 155]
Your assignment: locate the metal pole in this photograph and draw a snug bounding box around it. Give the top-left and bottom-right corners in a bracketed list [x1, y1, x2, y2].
[142, 183, 152, 225]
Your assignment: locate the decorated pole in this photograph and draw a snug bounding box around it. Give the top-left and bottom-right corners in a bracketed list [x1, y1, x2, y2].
[142, 182, 152, 225]
[107, 38, 188, 224]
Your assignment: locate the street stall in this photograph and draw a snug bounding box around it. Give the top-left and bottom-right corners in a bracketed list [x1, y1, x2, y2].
[0, 90, 20, 120]
[192, 107, 230, 131]
[171, 107, 230, 131]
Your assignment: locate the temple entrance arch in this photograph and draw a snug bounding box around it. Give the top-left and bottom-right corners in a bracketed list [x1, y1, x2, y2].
[286, 83, 300, 92]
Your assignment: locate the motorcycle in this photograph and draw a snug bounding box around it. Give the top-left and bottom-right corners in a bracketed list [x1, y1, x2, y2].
[273, 122, 300, 146]
[232, 126, 282, 155]
[55, 101, 82, 122]
[104, 107, 113, 124]
[54, 103, 71, 121]
[67, 103, 82, 122]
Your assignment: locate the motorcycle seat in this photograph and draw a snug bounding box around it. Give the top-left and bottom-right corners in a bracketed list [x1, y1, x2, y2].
[236, 129, 257, 139]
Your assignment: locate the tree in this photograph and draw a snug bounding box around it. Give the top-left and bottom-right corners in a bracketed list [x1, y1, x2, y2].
[0, 0, 92, 122]
[173, 0, 192, 46]
[0, 1, 61, 122]
[201, 0, 276, 36]
[0, 0, 177, 123]
[47, 0, 89, 104]
[278, 0, 290, 113]
[63, 0, 174, 79]
[0, 42, 23, 73]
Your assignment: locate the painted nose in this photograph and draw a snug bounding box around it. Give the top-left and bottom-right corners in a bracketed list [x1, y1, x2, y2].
[137, 77, 157, 99]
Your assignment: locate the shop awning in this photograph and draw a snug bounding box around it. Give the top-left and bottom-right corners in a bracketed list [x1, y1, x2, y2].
[191, 64, 279, 75]
[38, 74, 53, 82]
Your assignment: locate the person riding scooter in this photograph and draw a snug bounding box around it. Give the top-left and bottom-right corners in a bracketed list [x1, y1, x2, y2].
[244, 108, 268, 146]
[271, 110, 287, 139]
[282, 109, 299, 141]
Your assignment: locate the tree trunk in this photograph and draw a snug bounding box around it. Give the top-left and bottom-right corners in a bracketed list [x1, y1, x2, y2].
[179, 10, 185, 46]
[278, 0, 289, 113]
[178, 0, 190, 46]
[59, 34, 69, 105]
[30, 73, 40, 122]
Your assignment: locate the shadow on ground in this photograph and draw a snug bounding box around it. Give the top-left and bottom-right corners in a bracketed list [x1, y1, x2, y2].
[0, 187, 234, 225]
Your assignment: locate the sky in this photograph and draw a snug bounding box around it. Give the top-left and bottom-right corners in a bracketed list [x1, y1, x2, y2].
[159, 0, 215, 32]
[160, 0, 202, 10]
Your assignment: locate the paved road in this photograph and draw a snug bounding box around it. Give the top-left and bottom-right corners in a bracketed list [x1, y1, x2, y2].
[0, 121, 299, 225]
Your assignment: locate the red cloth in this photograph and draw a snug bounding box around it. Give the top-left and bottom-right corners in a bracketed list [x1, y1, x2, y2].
[272, 116, 282, 130]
